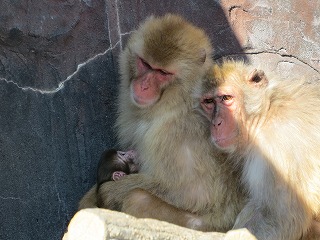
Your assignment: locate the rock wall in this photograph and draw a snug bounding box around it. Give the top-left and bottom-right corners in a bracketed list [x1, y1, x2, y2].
[0, 1, 319, 239]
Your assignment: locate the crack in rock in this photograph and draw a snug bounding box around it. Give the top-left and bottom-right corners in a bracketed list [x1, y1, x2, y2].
[228, 5, 249, 17]
[215, 49, 320, 74]
[0, 195, 27, 204]
[0, 41, 120, 95]
[0, 0, 135, 97]
[1, 0, 134, 96]
[247, 50, 320, 74]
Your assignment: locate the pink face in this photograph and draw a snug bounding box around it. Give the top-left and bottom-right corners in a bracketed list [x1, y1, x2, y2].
[200, 67, 267, 151]
[131, 57, 174, 107]
[200, 88, 239, 150]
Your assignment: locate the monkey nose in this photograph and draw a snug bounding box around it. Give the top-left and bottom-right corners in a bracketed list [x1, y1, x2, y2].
[212, 120, 222, 127]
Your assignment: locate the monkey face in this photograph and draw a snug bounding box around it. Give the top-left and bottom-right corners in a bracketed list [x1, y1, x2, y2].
[199, 63, 268, 153]
[130, 57, 174, 108]
[201, 89, 239, 151]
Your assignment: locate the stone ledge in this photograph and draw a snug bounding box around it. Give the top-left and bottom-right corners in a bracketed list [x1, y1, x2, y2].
[63, 208, 256, 240]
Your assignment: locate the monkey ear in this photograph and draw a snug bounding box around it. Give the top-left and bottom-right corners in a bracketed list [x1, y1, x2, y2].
[247, 69, 268, 88]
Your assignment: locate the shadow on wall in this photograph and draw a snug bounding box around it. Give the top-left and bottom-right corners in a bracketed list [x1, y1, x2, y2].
[115, 0, 249, 62]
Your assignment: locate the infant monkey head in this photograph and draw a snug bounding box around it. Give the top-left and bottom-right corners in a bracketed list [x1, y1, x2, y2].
[97, 149, 139, 186]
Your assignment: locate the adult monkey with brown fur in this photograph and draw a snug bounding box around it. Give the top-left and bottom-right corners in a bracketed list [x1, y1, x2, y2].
[196, 61, 320, 239]
[79, 14, 245, 231]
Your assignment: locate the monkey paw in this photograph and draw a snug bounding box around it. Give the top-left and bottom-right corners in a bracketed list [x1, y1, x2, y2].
[112, 171, 127, 181]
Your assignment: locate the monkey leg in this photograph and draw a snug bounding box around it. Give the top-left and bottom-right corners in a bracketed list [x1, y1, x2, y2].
[94, 174, 153, 210]
[82, 174, 210, 231]
[122, 188, 208, 231]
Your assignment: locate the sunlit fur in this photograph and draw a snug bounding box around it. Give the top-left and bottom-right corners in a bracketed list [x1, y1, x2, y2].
[201, 61, 320, 239]
[79, 14, 245, 231]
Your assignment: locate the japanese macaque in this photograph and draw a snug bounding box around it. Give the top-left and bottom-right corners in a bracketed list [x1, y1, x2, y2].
[95, 149, 139, 207]
[96, 149, 139, 185]
[196, 60, 320, 239]
[79, 14, 245, 231]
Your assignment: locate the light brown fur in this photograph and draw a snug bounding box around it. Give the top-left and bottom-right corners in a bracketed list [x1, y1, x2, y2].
[196, 60, 320, 239]
[79, 14, 245, 231]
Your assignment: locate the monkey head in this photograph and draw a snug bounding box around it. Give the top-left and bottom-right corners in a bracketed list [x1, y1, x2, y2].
[198, 62, 268, 153]
[120, 14, 213, 108]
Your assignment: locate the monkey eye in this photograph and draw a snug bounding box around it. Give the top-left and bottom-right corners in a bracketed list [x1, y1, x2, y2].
[201, 96, 215, 112]
[158, 69, 170, 75]
[117, 151, 126, 157]
[202, 98, 215, 110]
[221, 95, 233, 101]
[140, 57, 152, 69]
[218, 95, 234, 106]
[203, 98, 214, 104]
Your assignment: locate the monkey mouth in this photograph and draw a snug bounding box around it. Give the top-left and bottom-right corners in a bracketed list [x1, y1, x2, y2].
[213, 137, 229, 146]
[212, 135, 237, 150]
[130, 87, 160, 108]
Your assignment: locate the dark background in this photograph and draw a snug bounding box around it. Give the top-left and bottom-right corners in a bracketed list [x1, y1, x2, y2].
[1, 1, 318, 239]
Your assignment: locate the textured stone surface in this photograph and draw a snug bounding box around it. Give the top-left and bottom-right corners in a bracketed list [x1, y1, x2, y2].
[63, 208, 257, 240]
[0, 1, 319, 240]
[221, 0, 320, 80]
[0, 1, 118, 239]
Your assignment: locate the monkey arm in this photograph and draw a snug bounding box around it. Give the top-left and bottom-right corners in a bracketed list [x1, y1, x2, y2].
[96, 174, 150, 210]
[78, 185, 98, 209]
[79, 174, 208, 230]
[78, 174, 159, 211]
[78, 175, 138, 210]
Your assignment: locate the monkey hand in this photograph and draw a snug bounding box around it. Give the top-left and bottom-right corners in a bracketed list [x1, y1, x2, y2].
[112, 171, 127, 181]
[233, 203, 277, 239]
[233, 203, 256, 229]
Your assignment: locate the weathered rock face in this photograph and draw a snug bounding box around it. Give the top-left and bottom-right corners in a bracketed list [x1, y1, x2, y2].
[221, 0, 320, 79]
[0, 1, 319, 240]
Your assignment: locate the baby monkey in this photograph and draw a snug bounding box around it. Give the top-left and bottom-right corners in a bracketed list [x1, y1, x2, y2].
[97, 149, 139, 187]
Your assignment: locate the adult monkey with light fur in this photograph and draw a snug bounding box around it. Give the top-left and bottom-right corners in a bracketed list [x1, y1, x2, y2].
[196, 61, 320, 239]
[79, 14, 245, 231]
